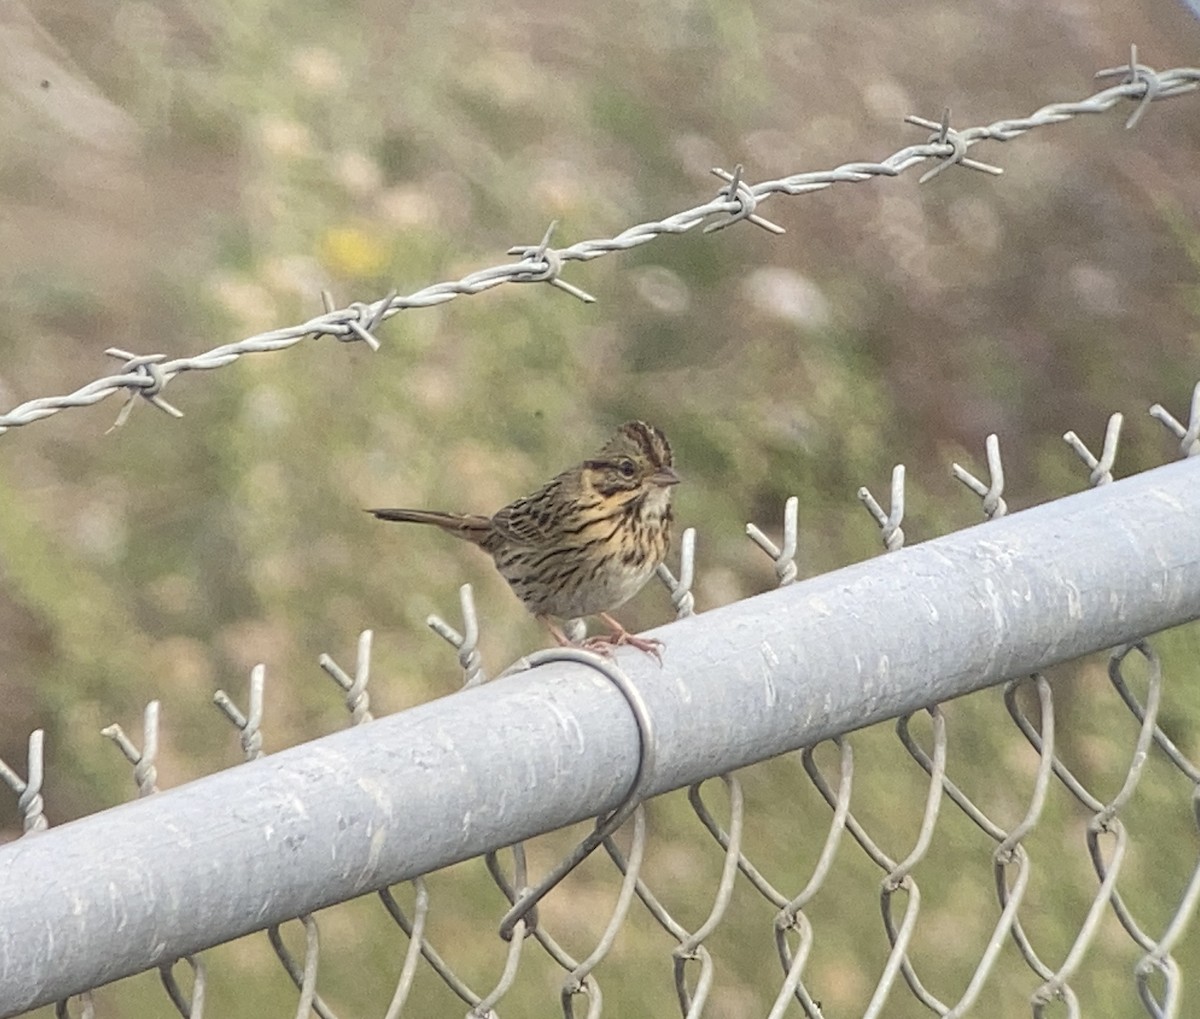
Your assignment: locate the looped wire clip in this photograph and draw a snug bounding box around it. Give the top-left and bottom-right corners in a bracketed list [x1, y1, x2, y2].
[497, 647, 656, 942]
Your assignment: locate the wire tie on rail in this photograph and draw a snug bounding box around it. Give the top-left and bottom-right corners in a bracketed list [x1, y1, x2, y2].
[497, 647, 656, 942]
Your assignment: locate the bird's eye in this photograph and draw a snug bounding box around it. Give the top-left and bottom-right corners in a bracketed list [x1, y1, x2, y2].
[617, 458, 637, 479]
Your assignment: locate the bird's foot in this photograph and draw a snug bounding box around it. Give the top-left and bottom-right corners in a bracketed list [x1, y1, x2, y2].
[581, 632, 664, 664]
[539, 614, 665, 664]
[591, 613, 665, 664]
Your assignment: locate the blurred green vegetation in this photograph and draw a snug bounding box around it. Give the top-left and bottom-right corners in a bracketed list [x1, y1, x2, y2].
[1, 0, 1199, 1015]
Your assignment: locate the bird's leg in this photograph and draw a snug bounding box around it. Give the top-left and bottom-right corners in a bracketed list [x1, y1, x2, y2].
[539, 615, 604, 652]
[584, 612, 664, 663]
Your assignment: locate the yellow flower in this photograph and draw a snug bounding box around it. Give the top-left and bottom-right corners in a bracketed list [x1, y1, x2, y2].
[320, 226, 387, 278]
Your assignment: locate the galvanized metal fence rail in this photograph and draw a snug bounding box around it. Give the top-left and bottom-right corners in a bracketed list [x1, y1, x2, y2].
[2, 52, 1200, 1019]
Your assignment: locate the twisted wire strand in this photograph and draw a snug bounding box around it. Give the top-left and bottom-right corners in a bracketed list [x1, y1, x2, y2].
[0, 63, 1195, 438]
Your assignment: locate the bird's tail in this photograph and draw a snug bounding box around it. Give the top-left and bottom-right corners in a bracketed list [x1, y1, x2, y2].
[367, 507, 493, 546]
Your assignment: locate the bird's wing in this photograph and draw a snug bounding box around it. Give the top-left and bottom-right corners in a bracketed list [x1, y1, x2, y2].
[490, 483, 562, 547]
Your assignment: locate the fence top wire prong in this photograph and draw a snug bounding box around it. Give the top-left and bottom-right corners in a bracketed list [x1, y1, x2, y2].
[656, 526, 696, 618]
[951, 433, 1007, 519]
[100, 701, 160, 797]
[316, 630, 375, 725]
[703, 164, 786, 236]
[213, 663, 266, 760]
[102, 348, 184, 432]
[427, 584, 486, 687]
[1094, 44, 1160, 129]
[0, 729, 49, 834]
[1063, 412, 1122, 486]
[905, 108, 1004, 184]
[858, 464, 906, 552]
[506, 220, 596, 304]
[745, 495, 799, 586]
[1149, 380, 1200, 458]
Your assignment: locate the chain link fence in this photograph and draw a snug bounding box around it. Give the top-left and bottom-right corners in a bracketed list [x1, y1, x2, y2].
[2, 54, 1200, 1019]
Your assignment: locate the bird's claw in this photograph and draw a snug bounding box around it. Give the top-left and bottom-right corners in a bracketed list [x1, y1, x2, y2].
[581, 631, 665, 665]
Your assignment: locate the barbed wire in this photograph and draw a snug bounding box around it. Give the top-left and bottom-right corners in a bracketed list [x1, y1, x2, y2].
[0, 53, 1196, 438]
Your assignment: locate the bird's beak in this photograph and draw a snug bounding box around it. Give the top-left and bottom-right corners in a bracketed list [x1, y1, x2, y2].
[651, 466, 681, 487]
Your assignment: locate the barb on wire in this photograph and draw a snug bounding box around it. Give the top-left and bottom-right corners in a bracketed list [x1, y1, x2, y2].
[427, 584, 487, 686]
[104, 349, 184, 432]
[905, 108, 1004, 183]
[505, 220, 596, 303]
[319, 287, 394, 351]
[858, 465, 906, 551]
[656, 526, 696, 617]
[952, 434, 1007, 519]
[1149, 380, 1200, 458]
[1063, 412, 1122, 486]
[746, 496, 799, 586]
[704, 165, 786, 235]
[2, 59, 1198, 437]
[1095, 44, 1161, 129]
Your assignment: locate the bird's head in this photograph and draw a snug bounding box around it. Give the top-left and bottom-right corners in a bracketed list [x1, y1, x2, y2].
[582, 421, 679, 506]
